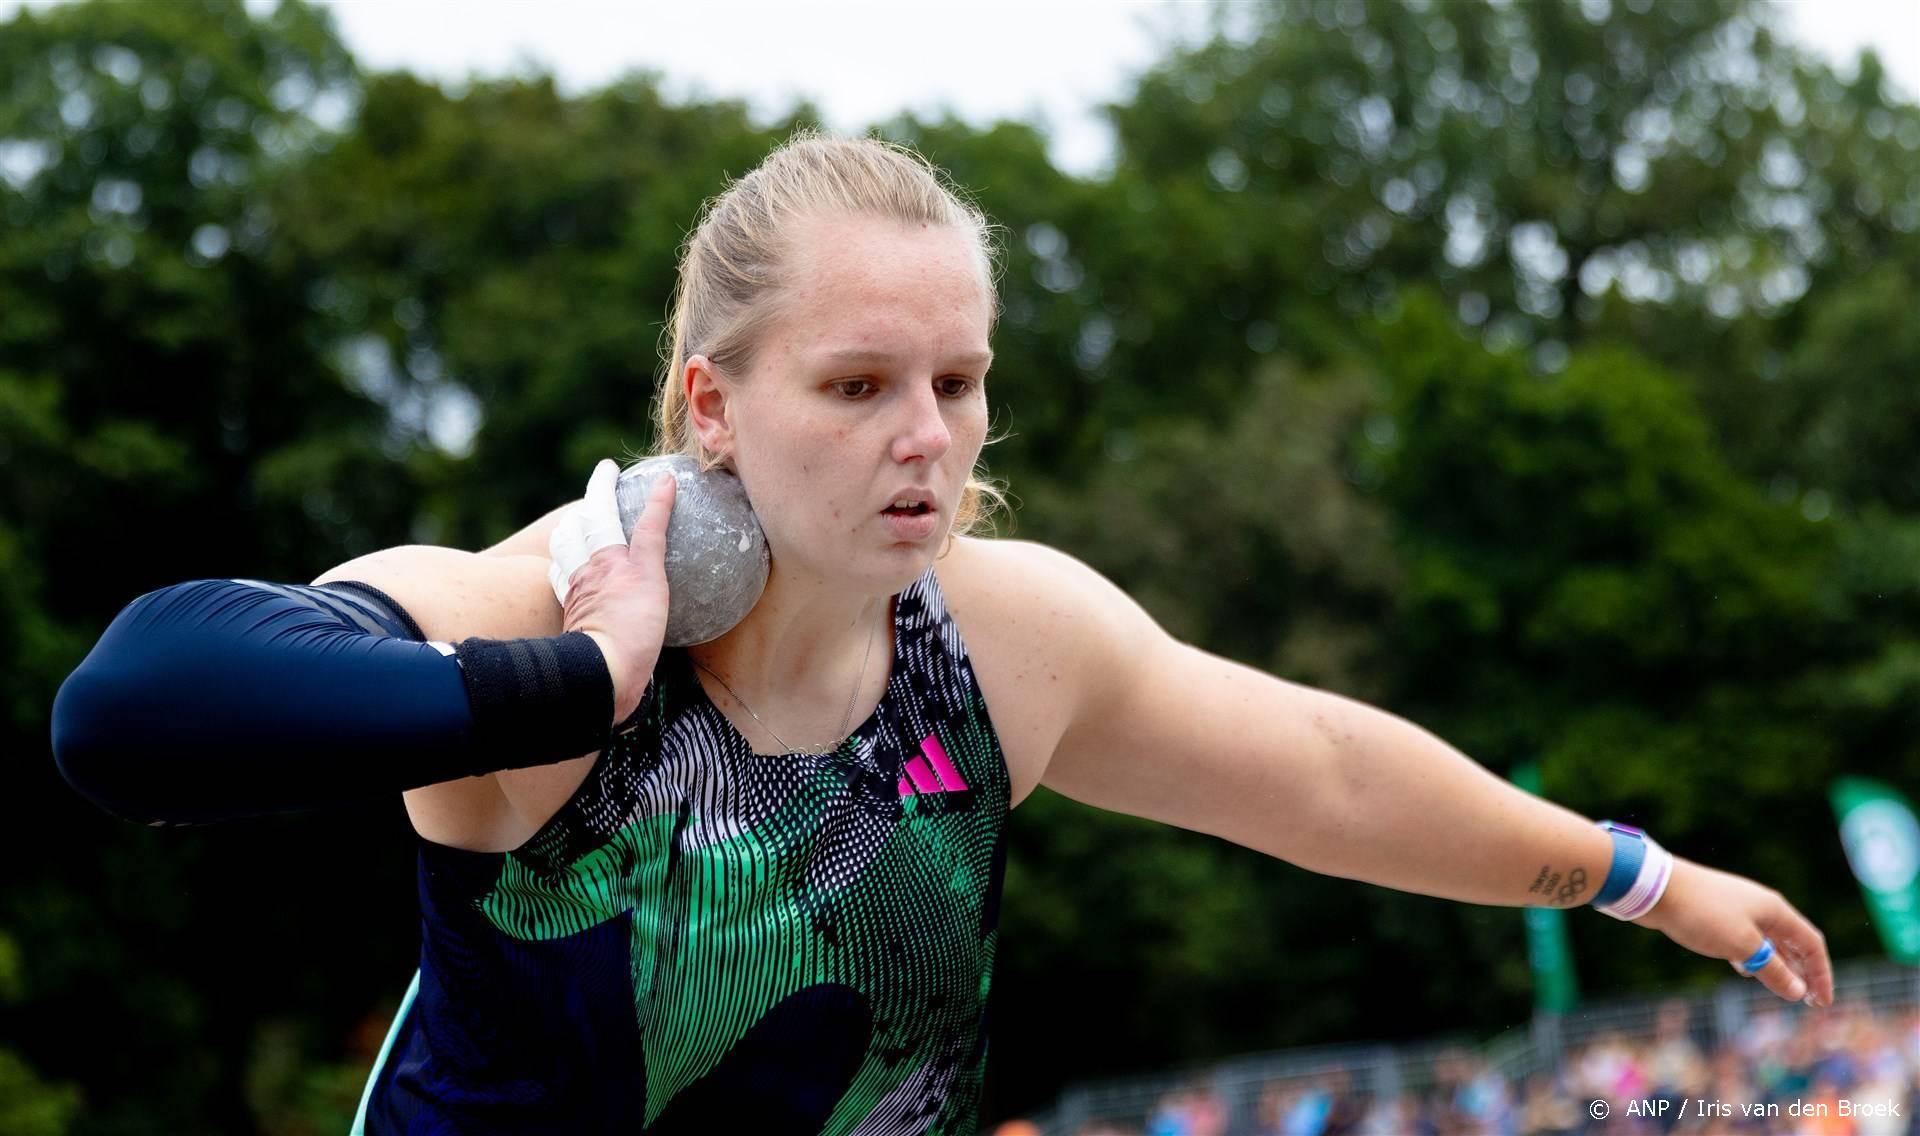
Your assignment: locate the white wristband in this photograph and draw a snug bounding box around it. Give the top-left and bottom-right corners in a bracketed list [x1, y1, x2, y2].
[1595, 828, 1675, 922]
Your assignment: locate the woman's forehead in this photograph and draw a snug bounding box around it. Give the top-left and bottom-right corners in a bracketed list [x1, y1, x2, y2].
[815, 343, 996, 372]
[789, 216, 984, 294]
[781, 316, 994, 373]
[777, 216, 993, 361]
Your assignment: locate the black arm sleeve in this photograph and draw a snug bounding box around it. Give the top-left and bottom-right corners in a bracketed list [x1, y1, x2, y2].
[49, 578, 614, 827]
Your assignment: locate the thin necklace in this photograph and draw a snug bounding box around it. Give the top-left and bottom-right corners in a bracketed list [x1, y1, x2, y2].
[694, 599, 880, 756]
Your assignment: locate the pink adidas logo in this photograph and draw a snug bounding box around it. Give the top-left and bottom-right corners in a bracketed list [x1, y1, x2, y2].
[897, 734, 970, 797]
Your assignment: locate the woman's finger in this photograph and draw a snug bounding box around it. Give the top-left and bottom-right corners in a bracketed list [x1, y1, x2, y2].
[624, 473, 675, 565]
[1766, 904, 1835, 1007]
[1732, 934, 1804, 1002]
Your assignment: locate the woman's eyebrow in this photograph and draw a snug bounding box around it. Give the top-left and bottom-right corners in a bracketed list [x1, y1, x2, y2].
[820, 347, 994, 369]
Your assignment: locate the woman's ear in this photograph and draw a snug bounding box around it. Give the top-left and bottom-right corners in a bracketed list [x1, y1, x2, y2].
[685, 354, 735, 466]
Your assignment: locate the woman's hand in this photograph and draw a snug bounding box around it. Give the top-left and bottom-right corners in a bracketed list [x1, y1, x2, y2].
[1634, 856, 1835, 1008]
[548, 459, 674, 729]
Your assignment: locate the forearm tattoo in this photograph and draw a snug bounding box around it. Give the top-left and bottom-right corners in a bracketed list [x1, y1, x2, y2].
[1528, 864, 1589, 907]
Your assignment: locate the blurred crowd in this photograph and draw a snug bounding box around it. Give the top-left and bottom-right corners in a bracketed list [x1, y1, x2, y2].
[997, 999, 1920, 1136]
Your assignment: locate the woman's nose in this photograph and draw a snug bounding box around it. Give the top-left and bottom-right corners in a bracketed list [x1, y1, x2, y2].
[891, 383, 952, 463]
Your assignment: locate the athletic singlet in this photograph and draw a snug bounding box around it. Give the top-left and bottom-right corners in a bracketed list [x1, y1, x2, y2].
[355, 564, 1011, 1135]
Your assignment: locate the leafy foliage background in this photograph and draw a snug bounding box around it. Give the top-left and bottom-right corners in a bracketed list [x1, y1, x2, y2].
[3, 0, 1917, 1130]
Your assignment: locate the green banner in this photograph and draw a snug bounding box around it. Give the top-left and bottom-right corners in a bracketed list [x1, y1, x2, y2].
[1831, 777, 1920, 965]
[1513, 762, 1580, 1013]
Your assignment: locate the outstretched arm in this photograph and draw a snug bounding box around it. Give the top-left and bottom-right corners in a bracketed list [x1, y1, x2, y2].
[1025, 542, 1834, 1009]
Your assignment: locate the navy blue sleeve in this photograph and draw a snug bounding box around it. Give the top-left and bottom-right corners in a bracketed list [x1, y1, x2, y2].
[49, 578, 586, 826]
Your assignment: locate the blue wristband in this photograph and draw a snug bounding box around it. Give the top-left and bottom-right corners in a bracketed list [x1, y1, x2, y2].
[1593, 821, 1648, 907]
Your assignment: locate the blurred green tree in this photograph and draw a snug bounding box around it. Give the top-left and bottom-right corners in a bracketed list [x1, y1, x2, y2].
[0, 1, 418, 1130]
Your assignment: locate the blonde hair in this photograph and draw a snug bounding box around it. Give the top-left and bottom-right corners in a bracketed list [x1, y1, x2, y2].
[649, 129, 1013, 545]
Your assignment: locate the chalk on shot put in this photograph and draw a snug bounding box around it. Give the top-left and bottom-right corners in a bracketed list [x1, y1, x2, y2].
[616, 454, 770, 647]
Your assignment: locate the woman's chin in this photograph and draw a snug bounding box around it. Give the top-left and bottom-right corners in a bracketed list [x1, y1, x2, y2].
[765, 541, 935, 591]
[865, 545, 940, 591]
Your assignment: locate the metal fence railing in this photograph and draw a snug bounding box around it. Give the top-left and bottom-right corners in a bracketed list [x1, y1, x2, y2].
[1023, 957, 1919, 1136]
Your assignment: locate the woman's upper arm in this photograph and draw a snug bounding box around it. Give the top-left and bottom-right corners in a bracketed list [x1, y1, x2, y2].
[1035, 547, 1343, 858]
[478, 502, 572, 558]
[311, 545, 560, 643]
[311, 546, 564, 849]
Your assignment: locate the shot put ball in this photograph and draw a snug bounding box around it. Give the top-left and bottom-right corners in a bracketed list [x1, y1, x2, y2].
[615, 454, 769, 646]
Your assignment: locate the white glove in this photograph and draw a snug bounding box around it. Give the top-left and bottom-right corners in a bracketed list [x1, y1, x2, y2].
[547, 459, 628, 606]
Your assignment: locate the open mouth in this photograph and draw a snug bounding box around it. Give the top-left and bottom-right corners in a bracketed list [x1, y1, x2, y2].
[882, 503, 932, 516]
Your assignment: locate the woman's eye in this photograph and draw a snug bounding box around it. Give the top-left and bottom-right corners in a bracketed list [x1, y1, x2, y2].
[832, 377, 976, 399]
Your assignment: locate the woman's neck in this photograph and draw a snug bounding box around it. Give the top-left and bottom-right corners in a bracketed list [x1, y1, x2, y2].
[684, 562, 894, 707]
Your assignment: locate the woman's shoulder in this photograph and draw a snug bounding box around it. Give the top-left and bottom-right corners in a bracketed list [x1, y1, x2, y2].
[938, 533, 1094, 585]
[937, 535, 1155, 636]
[311, 545, 561, 643]
[935, 535, 1172, 807]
